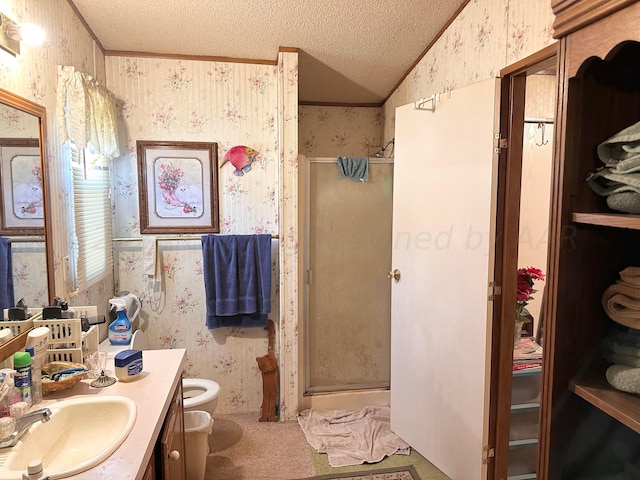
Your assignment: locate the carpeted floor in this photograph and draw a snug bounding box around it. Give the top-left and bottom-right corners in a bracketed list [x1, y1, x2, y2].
[206, 412, 451, 480]
[206, 412, 315, 479]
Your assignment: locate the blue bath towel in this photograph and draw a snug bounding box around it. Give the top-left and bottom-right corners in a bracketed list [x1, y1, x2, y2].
[202, 234, 271, 328]
[0, 238, 13, 312]
[337, 157, 368, 182]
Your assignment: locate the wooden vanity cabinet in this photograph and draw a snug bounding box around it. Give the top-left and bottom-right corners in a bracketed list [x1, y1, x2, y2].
[542, 2, 640, 479]
[159, 379, 187, 480]
[144, 378, 187, 480]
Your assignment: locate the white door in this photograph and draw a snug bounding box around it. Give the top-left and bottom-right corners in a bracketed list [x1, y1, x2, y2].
[390, 78, 499, 480]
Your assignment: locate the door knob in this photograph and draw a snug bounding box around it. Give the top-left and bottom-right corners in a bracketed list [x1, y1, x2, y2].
[168, 450, 180, 461]
[388, 269, 401, 282]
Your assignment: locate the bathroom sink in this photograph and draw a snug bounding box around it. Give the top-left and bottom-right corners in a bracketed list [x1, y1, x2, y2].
[0, 395, 136, 479]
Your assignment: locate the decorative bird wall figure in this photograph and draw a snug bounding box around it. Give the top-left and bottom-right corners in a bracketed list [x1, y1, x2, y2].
[220, 145, 260, 176]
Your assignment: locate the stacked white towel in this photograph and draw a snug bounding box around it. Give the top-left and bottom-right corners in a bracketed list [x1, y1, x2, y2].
[602, 267, 640, 329]
[602, 267, 640, 393]
[587, 121, 640, 213]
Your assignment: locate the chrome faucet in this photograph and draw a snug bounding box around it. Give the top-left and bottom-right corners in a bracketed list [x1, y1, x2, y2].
[0, 408, 52, 448]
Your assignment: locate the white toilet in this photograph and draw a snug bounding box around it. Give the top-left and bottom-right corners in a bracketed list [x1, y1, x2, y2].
[182, 378, 221, 414]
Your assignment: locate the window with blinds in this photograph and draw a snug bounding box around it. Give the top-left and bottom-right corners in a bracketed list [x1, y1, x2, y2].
[69, 143, 112, 292]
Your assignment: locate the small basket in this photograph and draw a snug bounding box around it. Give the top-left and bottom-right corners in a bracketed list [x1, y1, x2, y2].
[41, 361, 87, 394]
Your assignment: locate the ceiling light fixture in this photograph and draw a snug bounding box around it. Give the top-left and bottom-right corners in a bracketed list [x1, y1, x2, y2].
[0, 12, 44, 57]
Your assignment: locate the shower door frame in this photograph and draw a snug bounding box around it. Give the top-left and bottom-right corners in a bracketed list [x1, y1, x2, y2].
[302, 156, 394, 396]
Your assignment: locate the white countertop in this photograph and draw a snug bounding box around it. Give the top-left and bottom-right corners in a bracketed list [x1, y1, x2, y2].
[37, 348, 186, 479]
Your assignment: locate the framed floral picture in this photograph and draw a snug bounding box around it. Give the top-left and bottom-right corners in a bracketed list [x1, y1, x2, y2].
[0, 139, 45, 235]
[137, 141, 219, 234]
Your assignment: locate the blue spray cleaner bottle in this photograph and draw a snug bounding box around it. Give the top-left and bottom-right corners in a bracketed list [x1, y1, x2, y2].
[108, 298, 132, 345]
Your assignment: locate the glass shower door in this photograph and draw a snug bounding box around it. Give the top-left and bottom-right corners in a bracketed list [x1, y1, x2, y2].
[304, 158, 393, 393]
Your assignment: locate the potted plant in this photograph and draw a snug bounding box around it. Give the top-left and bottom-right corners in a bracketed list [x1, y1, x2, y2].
[515, 266, 545, 346]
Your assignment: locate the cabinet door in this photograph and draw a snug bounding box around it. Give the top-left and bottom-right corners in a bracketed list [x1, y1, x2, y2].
[160, 381, 187, 480]
[142, 450, 156, 480]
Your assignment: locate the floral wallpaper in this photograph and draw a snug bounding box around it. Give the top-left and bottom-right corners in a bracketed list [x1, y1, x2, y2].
[277, 50, 299, 420]
[299, 105, 384, 157]
[383, 0, 555, 141]
[106, 52, 302, 416]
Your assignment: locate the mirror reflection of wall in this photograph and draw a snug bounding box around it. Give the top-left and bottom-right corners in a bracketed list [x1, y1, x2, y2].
[0, 95, 50, 309]
[518, 72, 556, 338]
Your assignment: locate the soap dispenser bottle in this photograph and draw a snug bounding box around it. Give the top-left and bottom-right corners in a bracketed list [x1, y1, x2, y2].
[108, 299, 132, 345]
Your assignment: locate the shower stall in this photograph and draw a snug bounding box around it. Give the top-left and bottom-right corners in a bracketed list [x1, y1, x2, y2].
[302, 156, 393, 410]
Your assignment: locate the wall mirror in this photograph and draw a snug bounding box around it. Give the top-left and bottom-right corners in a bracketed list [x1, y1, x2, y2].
[0, 87, 54, 310]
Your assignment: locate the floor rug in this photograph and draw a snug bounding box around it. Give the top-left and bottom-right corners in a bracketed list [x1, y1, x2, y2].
[294, 465, 421, 480]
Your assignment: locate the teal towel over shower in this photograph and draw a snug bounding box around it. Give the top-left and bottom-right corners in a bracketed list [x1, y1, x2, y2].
[337, 156, 368, 182]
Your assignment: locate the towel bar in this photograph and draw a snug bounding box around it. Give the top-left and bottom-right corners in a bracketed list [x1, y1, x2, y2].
[113, 234, 279, 242]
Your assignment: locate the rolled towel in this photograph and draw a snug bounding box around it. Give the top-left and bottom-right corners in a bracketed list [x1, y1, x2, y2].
[603, 336, 640, 358]
[611, 326, 640, 347]
[597, 120, 640, 166]
[608, 324, 640, 347]
[620, 266, 640, 287]
[603, 349, 640, 368]
[607, 192, 640, 214]
[606, 364, 640, 394]
[602, 281, 640, 328]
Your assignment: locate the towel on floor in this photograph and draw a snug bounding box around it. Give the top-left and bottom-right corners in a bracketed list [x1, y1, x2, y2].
[202, 234, 271, 329]
[0, 238, 13, 312]
[297, 405, 410, 468]
[337, 156, 368, 182]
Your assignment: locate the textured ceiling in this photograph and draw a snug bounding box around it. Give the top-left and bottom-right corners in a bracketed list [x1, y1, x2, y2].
[71, 0, 467, 105]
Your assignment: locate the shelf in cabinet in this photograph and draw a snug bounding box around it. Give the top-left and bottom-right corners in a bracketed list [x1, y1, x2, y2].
[509, 438, 538, 449]
[572, 212, 640, 229]
[511, 402, 540, 413]
[507, 474, 536, 480]
[513, 366, 542, 376]
[570, 375, 640, 434]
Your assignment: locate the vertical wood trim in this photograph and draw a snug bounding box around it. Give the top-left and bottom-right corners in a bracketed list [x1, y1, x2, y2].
[492, 73, 527, 480]
[537, 36, 568, 480]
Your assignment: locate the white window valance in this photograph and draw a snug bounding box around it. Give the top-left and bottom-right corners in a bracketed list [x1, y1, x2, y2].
[56, 65, 120, 159]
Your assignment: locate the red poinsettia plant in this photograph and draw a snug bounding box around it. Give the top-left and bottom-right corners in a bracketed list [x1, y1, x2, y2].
[516, 266, 545, 323]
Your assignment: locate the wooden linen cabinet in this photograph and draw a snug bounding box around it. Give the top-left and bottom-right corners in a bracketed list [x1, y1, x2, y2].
[537, 1, 640, 479]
